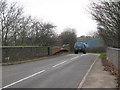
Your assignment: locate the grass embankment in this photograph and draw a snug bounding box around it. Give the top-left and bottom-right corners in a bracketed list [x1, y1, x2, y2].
[99, 53, 106, 59]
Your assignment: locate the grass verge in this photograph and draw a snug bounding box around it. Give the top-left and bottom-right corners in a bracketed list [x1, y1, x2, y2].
[2, 53, 69, 66]
[99, 53, 106, 59]
[100, 53, 118, 88]
[2, 57, 48, 66]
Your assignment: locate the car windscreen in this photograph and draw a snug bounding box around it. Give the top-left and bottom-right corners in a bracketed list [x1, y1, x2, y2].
[75, 42, 83, 47]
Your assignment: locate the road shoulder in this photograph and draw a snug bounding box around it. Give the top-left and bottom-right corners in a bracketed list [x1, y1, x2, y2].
[81, 58, 117, 88]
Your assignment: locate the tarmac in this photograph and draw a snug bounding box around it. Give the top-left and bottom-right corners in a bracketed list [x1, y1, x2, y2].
[79, 58, 117, 88]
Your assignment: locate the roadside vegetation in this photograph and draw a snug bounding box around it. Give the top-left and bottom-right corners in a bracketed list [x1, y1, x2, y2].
[2, 52, 69, 66]
[90, 1, 120, 88]
[1, 0, 77, 64]
[90, 1, 120, 48]
[99, 53, 106, 59]
[0, 0, 77, 48]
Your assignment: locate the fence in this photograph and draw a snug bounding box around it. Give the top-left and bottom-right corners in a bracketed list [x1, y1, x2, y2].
[107, 47, 120, 69]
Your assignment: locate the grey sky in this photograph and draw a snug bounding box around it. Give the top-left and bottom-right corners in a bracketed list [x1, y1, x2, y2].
[8, 0, 97, 37]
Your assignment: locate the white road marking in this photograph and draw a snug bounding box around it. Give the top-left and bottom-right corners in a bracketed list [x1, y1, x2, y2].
[77, 55, 99, 88]
[69, 54, 85, 62]
[1, 70, 45, 89]
[52, 55, 80, 68]
[52, 61, 67, 67]
[70, 56, 80, 61]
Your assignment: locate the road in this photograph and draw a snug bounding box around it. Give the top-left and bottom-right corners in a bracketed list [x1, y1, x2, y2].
[2, 54, 99, 88]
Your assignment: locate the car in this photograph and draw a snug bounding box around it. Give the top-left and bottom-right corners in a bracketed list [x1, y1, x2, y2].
[74, 41, 87, 54]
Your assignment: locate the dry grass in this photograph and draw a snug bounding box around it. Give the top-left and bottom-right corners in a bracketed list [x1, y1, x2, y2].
[101, 58, 120, 89]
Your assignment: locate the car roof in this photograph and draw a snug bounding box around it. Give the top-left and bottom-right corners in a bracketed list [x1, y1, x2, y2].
[76, 41, 83, 43]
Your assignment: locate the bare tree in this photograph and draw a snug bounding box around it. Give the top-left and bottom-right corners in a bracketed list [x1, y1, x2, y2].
[39, 22, 57, 46]
[0, 0, 57, 46]
[59, 28, 77, 51]
[90, 1, 120, 48]
[0, 0, 8, 45]
[17, 16, 32, 45]
[0, 0, 23, 46]
[29, 20, 57, 46]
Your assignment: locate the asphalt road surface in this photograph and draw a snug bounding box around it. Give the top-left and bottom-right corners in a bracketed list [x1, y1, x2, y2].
[2, 54, 99, 88]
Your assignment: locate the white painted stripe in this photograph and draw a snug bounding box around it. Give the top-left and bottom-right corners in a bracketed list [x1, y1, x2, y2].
[70, 56, 80, 60]
[77, 55, 99, 88]
[52, 55, 81, 68]
[1, 70, 45, 89]
[52, 61, 67, 67]
[70, 54, 85, 61]
[80, 54, 87, 56]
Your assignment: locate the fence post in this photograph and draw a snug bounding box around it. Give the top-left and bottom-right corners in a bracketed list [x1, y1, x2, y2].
[48, 47, 50, 55]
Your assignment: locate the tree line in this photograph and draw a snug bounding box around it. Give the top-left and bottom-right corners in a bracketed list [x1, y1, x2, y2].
[0, 0, 77, 48]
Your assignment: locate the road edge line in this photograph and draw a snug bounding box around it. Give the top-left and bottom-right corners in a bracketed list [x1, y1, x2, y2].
[77, 54, 99, 88]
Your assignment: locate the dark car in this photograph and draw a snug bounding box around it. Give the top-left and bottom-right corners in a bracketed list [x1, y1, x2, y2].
[74, 41, 86, 54]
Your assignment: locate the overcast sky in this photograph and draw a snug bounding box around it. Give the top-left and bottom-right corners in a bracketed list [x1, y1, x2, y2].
[8, 0, 97, 37]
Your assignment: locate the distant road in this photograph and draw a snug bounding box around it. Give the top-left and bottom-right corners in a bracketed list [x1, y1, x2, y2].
[2, 54, 98, 88]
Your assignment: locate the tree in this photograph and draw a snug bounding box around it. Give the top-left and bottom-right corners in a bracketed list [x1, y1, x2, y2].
[90, 1, 120, 48]
[0, 0, 23, 46]
[17, 16, 32, 45]
[30, 21, 57, 46]
[59, 28, 77, 51]
[38, 22, 57, 46]
[0, 0, 57, 46]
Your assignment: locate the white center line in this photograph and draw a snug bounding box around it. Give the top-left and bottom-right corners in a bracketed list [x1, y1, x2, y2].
[70, 56, 80, 61]
[1, 70, 45, 89]
[52, 61, 67, 67]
